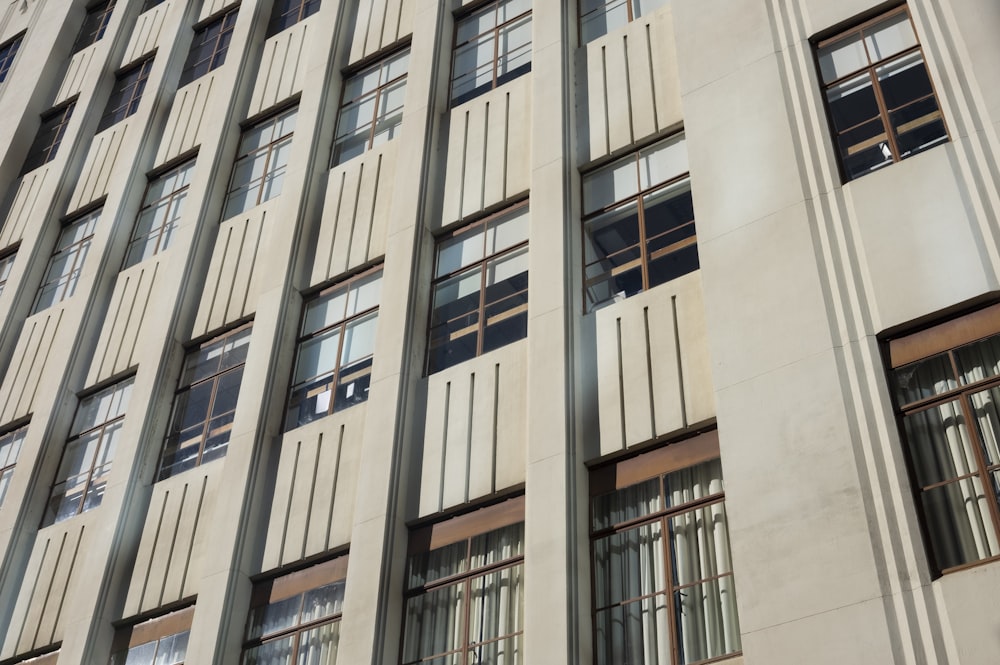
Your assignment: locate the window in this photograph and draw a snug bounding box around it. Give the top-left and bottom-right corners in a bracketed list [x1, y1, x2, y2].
[109, 606, 192, 665]
[885, 302, 1000, 573]
[267, 0, 320, 36]
[816, 5, 948, 182]
[223, 106, 297, 219]
[34, 208, 99, 313]
[580, 0, 668, 43]
[20, 101, 76, 175]
[286, 267, 381, 430]
[178, 7, 238, 87]
[73, 0, 115, 53]
[141, 0, 167, 10]
[44, 377, 133, 526]
[0, 32, 24, 83]
[590, 432, 741, 665]
[582, 133, 697, 313]
[331, 48, 408, 166]
[0, 250, 17, 296]
[98, 57, 154, 132]
[451, 0, 531, 105]
[402, 498, 524, 665]
[0, 424, 27, 507]
[158, 324, 251, 480]
[124, 159, 195, 267]
[427, 204, 529, 374]
[242, 557, 346, 665]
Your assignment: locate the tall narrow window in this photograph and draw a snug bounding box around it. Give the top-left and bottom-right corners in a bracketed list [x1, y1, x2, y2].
[110, 606, 192, 665]
[816, 5, 948, 182]
[158, 324, 251, 480]
[44, 377, 134, 526]
[178, 7, 238, 86]
[451, 0, 531, 105]
[590, 432, 741, 665]
[242, 557, 347, 664]
[885, 303, 1000, 573]
[267, 0, 320, 36]
[428, 203, 529, 374]
[332, 48, 409, 166]
[0, 424, 27, 507]
[20, 101, 76, 175]
[0, 32, 24, 83]
[223, 106, 297, 219]
[402, 498, 524, 665]
[124, 159, 195, 267]
[73, 0, 116, 53]
[580, 0, 668, 43]
[286, 267, 382, 430]
[34, 208, 99, 313]
[0, 250, 17, 297]
[582, 133, 697, 312]
[98, 57, 154, 132]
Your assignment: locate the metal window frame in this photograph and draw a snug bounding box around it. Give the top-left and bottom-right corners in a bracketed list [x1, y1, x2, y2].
[72, 0, 116, 53]
[123, 157, 197, 268]
[178, 6, 239, 86]
[449, 0, 532, 106]
[225, 105, 298, 215]
[266, 0, 320, 37]
[98, 56, 155, 132]
[0, 31, 24, 83]
[33, 207, 100, 312]
[21, 99, 77, 176]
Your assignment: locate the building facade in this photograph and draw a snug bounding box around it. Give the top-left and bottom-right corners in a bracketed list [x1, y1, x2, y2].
[0, 0, 997, 664]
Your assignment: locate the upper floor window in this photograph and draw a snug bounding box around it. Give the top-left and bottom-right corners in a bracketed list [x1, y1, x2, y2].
[451, 0, 531, 106]
[34, 208, 99, 313]
[402, 497, 524, 665]
[178, 7, 238, 87]
[580, 0, 668, 43]
[816, 5, 948, 182]
[590, 432, 741, 665]
[0, 424, 27, 508]
[332, 48, 409, 166]
[44, 377, 134, 526]
[20, 101, 76, 176]
[158, 324, 251, 480]
[242, 557, 346, 664]
[124, 159, 195, 268]
[0, 249, 17, 296]
[98, 57, 154, 132]
[582, 133, 696, 312]
[142, 0, 167, 10]
[428, 203, 529, 374]
[885, 302, 1000, 573]
[286, 267, 382, 430]
[267, 0, 321, 37]
[73, 0, 116, 53]
[223, 106, 297, 219]
[109, 606, 192, 665]
[0, 32, 24, 83]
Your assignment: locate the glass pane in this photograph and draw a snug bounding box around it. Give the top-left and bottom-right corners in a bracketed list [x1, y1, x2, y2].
[470, 522, 525, 569]
[864, 11, 917, 63]
[297, 621, 340, 665]
[407, 540, 468, 588]
[304, 289, 349, 335]
[468, 565, 524, 645]
[902, 400, 978, 486]
[876, 52, 932, 110]
[663, 459, 724, 508]
[891, 101, 947, 158]
[293, 329, 341, 385]
[673, 576, 741, 665]
[153, 630, 188, 665]
[482, 249, 528, 354]
[592, 477, 661, 531]
[818, 32, 868, 83]
[594, 595, 671, 665]
[428, 269, 481, 372]
[340, 313, 378, 365]
[437, 228, 485, 277]
[922, 476, 999, 570]
[581, 0, 629, 43]
[242, 635, 294, 665]
[836, 117, 893, 180]
[401, 584, 464, 663]
[892, 352, 956, 406]
[633, 0, 668, 18]
[302, 582, 346, 623]
[956, 334, 1000, 385]
[457, 5, 497, 43]
[122, 642, 157, 665]
[468, 634, 522, 665]
[584, 156, 638, 214]
[485, 207, 529, 255]
[346, 270, 383, 317]
[826, 73, 880, 133]
[639, 135, 688, 190]
[593, 522, 665, 608]
[969, 387, 1000, 467]
[247, 595, 300, 640]
[669, 502, 734, 587]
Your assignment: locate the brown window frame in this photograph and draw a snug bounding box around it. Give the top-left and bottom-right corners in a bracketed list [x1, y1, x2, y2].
[110, 605, 194, 664]
[402, 496, 525, 665]
[0, 31, 24, 84]
[578, 0, 668, 44]
[223, 105, 297, 219]
[123, 158, 196, 268]
[21, 100, 77, 176]
[157, 323, 252, 480]
[33, 207, 100, 313]
[178, 7, 238, 87]
[0, 422, 28, 508]
[885, 301, 1000, 575]
[450, 0, 532, 106]
[241, 556, 348, 664]
[814, 4, 949, 182]
[266, 0, 321, 37]
[73, 0, 116, 53]
[0, 246, 18, 297]
[98, 56, 154, 132]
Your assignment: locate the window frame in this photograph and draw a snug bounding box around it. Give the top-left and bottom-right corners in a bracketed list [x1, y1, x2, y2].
[178, 7, 238, 87]
[330, 45, 410, 167]
[581, 133, 698, 313]
[814, 4, 949, 182]
[21, 100, 77, 176]
[401, 496, 525, 665]
[885, 301, 1000, 575]
[157, 322, 252, 480]
[450, 0, 532, 106]
[124, 158, 196, 268]
[266, 0, 321, 37]
[223, 105, 297, 219]
[426, 202, 530, 375]
[0, 422, 28, 508]
[0, 246, 19, 297]
[578, 0, 668, 44]
[0, 31, 24, 84]
[241, 556, 348, 664]
[109, 605, 193, 665]
[73, 0, 116, 54]
[98, 56, 155, 132]
[33, 207, 100, 313]
[588, 431, 741, 665]
[285, 265, 383, 431]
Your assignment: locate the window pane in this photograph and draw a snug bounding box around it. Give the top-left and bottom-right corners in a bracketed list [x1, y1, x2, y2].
[406, 540, 468, 589]
[293, 329, 340, 385]
[902, 401, 978, 487]
[302, 581, 345, 623]
[581, 0, 629, 44]
[669, 502, 734, 587]
[437, 228, 485, 277]
[482, 249, 528, 354]
[470, 522, 525, 569]
[401, 584, 464, 663]
[592, 477, 661, 531]
[826, 73, 880, 133]
[485, 207, 529, 255]
[863, 11, 917, 63]
[468, 565, 523, 645]
[296, 621, 340, 665]
[593, 522, 665, 608]
[153, 631, 189, 665]
[969, 387, 1000, 467]
[921, 476, 999, 570]
[639, 135, 688, 190]
[673, 576, 741, 665]
[242, 635, 294, 665]
[892, 352, 956, 406]
[248, 596, 301, 640]
[956, 335, 1000, 385]
[594, 596, 671, 665]
[584, 157, 638, 214]
[468, 634, 522, 665]
[663, 459, 724, 508]
[818, 32, 868, 83]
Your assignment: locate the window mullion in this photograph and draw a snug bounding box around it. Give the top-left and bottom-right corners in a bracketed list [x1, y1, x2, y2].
[959, 389, 1000, 545]
[662, 514, 681, 665]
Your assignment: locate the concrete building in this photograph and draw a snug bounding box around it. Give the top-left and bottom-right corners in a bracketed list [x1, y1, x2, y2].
[0, 0, 997, 663]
